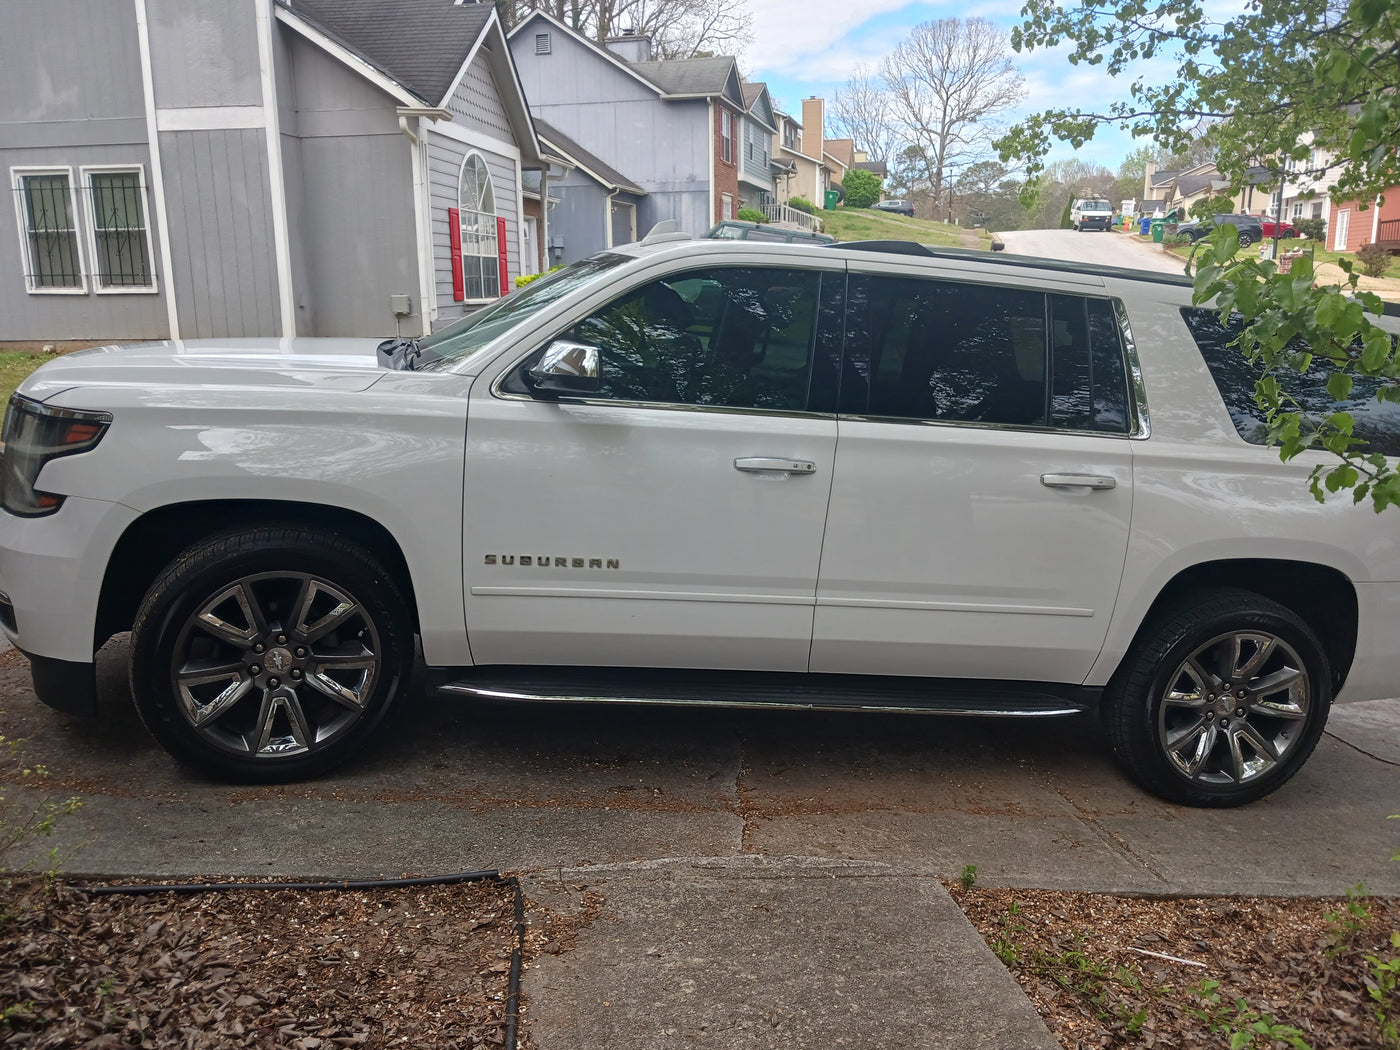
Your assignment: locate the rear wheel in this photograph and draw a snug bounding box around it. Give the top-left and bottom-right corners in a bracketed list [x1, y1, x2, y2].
[130, 525, 413, 782]
[1101, 588, 1330, 806]
[1238, 231, 1255, 247]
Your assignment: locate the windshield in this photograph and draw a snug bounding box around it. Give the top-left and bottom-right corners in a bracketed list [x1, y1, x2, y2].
[1081, 200, 1111, 211]
[418, 253, 633, 369]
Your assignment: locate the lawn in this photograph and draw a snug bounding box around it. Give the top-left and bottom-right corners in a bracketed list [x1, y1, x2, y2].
[0, 349, 61, 407]
[1160, 236, 1400, 280]
[820, 206, 991, 249]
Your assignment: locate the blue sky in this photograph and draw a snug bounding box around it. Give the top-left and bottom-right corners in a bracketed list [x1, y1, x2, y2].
[741, 0, 1150, 175]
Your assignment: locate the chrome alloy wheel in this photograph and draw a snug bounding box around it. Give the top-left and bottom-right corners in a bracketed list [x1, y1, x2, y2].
[170, 572, 381, 759]
[1157, 630, 1310, 786]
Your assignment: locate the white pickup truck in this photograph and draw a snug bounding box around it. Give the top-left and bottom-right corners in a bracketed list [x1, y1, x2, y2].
[3, 238, 1398, 806]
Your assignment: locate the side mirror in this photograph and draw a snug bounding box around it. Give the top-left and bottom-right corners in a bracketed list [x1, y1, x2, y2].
[528, 340, 601, 395]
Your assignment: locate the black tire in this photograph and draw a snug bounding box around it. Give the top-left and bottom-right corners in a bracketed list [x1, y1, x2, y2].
[130, 525, 413, 782]
[1101, 587, 1331, 807]
[1238, 231, 1255, 248]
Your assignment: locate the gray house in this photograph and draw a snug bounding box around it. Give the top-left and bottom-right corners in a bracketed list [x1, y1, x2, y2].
[532, 120, 646, 262]
[739, 83, 780, 213]
[508, 12, 757, 260]
[2, 0, 542, 341]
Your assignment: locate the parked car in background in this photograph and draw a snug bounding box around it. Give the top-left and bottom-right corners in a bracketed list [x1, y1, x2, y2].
[1258, 218, 1298, 240]
[1177, 214, 1264, 247]
[872, 199, 915, 216]
[6, 236, 1400, 808]
[704, 220, 835, 244]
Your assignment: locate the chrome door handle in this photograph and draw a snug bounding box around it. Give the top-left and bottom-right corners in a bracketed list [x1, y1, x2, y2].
[1041, 473, 1116, 490]
[735, 457, 817, 475]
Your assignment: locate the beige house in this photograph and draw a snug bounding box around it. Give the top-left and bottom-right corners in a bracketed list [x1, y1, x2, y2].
[771, 97, 843, 207]
[1144, 161, 1276, 218]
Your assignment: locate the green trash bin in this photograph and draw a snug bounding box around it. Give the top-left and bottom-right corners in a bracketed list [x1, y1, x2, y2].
[1151, 219, 1166, 243]
[824, 189, 840, 211]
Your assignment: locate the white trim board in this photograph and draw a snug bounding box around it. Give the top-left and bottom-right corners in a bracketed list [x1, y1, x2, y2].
[134, 0, 179, 337]
[256, 0, 296, 337]
[431, 119, 521, 160]
[155, 106, 265, 131]
[274, 5, 421, 107]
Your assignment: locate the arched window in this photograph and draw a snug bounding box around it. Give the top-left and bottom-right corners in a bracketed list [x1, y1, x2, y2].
[459, 153, 498, 299]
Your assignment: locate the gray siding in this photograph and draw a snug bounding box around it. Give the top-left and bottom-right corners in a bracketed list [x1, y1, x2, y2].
[741, 118, 773, 187]
[159, 128, 280, 339]
[282, 31, 418, 337]
[510, 26, 713, 237]
[548, 172, 608, 264]
[0, 0, 168, 339]
[428, 135, 519, 324]
[446, 49, 512, 141]
[145, 0, 262, 109]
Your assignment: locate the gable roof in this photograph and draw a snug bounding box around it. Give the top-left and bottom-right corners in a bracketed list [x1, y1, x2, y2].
[282, 0, 490, 105]
[854, 160, 888, 177]
[742, 81, 777, 133]
[533, 118, 645, 195]
[629, 57, 744, 106]
[508, 10, 667, 97]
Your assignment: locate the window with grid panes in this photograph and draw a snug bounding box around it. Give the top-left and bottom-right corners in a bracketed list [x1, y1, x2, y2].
[459, 153, 499, 300]
[88, 170, 153, 289]
[15, 171, 83, 291]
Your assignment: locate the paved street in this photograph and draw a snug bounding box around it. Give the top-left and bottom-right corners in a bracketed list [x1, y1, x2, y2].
[999, 226, 1190, 274]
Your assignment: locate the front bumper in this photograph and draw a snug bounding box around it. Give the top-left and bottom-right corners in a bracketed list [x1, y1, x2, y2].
[0, 494, 139, 665]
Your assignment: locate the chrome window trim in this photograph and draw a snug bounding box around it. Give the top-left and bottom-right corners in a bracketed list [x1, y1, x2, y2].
[492, 387, 836, 422]
[1114, 297, 1152, 440]
[833, 413, 1138, 440]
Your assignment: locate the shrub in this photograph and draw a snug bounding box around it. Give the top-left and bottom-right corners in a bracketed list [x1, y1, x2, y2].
[842, 169, 882, 209]
[1059, 199, 1072, 229]
[1296, 216, 1327, 241]
[788, 196, 816, 215]
[1357, 242, 1392, 278]
[736, 207, 767, 224]
[514, 265, 562, 289]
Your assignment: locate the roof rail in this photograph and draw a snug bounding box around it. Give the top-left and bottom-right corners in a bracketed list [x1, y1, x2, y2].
[826, 239, 1194, 287]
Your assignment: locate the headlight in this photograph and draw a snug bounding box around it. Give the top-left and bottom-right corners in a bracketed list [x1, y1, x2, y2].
[0, 394, 111, 516]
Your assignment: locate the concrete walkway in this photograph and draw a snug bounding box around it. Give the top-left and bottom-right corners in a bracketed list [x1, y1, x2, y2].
[2, 643, 1397, 1048]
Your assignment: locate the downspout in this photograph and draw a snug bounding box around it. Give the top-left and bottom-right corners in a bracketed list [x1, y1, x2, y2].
[605, 186, 620, 249]
[397, 107, 451, 335]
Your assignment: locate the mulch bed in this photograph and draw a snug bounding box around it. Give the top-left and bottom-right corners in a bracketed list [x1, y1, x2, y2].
[949, 883, 1400, 1049]
[0, 878, 530, 1049]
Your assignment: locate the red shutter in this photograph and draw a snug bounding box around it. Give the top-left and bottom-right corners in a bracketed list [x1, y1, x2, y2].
[496, 216, 509, 295]
[448, 207, 464, 302]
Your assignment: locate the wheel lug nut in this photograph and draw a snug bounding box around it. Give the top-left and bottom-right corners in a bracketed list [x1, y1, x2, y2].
[277, 634, 287, 644]
[269, 677, 280, 688]
[254, 643, 265, 654]
[295, 647, 306, 658]
[1237, 690, 1246, 698]
[1235, 708, 1244, 717]
[291, 669, 302, 680]
[250, 665, 261, 675]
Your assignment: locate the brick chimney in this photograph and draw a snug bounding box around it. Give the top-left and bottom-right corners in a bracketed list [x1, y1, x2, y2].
[801, 97, 824, 160]
[1143, 160, 1156, 201]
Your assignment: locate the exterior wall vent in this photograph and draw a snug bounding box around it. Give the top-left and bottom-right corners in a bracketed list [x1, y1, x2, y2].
[535, 33, 551, 54]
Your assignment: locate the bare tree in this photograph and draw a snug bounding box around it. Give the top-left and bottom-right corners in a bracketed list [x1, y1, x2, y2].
[830, 66, 900, 162]
[501, 0, 751, 58]
[880, 18, 1025, 214]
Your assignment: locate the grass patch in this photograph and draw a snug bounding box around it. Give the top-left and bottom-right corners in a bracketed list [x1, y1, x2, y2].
[0, 351, 61, 407]
[1155, 236, 1400, 280]
[821, 207, 990, 249]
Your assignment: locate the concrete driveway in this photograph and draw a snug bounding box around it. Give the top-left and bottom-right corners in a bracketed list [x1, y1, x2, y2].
[3, 639, 1397, 1048]
[999, 227, 1190, 274]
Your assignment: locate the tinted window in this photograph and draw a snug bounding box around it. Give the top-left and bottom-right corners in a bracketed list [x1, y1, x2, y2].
[564, 267, 823, 411]
[1182, 308, 1400, 456]
[840, 276, 1130, 432]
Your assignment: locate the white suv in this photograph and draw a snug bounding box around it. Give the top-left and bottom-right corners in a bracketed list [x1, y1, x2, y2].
[3, 239, 1398, 806]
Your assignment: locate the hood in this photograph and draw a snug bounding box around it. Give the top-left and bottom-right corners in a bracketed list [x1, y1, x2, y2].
[18, 336, 390, 403]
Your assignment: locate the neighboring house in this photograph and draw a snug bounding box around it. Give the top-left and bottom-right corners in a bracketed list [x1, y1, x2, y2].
[508, 11, 746, 257]
[1328, 192, 1400, 253]
[1143, 161, 1274, 219]
[739, 83, 779, 213]
[533, 119, 646, 259]
[772, 109, 823, 205]
[3, 0, 542, 341]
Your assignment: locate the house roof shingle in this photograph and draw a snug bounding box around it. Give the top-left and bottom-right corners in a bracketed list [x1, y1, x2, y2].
[284, 0, 491, 104]
[630, 57, 735, 97]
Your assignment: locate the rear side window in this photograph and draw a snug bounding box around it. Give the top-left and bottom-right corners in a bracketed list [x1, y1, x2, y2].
[1182, 308, 1400, 457]
[839, 274, 1130, 433]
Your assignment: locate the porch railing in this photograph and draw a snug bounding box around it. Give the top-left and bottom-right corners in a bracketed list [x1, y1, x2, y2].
[762, 202, 821, 233]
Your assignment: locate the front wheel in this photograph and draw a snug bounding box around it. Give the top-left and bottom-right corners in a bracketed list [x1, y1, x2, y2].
[1238, 232, 1255, 247]
[1101, 588, 1331, 806]
[130, 525, 413, 782]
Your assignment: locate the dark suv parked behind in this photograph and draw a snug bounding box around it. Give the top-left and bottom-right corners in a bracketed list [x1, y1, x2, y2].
[1177, 214, 1263, 247]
